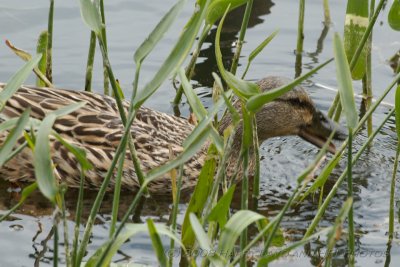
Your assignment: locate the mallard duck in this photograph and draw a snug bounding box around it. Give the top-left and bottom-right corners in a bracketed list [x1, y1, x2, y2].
[0, 76, 346, 194]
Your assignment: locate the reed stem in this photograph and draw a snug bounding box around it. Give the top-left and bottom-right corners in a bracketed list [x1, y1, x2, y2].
[388, 146, 400, 240]
[99, 0, 110, 95]
[46, 0, 54, 82]
[84, 31, 96, 92]
[173, 24, 211, 105]
[347, 130, 355, 267]
[230, 0, 254, 75]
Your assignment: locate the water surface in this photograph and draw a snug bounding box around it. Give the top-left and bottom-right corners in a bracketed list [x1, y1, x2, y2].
[0, 0, 400, 266]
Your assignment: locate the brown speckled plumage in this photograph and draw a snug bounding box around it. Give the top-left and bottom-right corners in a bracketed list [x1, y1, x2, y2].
[0, 76, 346, 195]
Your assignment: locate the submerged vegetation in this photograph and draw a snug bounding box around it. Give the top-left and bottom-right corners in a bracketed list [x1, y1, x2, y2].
[0, 0, 400, 266]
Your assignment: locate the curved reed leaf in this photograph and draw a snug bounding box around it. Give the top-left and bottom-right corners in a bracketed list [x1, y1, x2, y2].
[178, 68, 207, 119]
[133, 0, 210, 109]
[134, 0, 186, 64]
[205, 0, 247, 25]
[34, 102, 86, 203]
[86, 223, 185, 267]
[333, 32, 358, 129]
[246, 58, 333, 112]
[242, 29, 279, 79]
[215, 6, 260, 99]
[145, 126, 209, 181]
[189, 213, 212, 251]
[388, 0, 400, 31]
[51, 131, 93, 171]
[395, 85, 400, 140]
[147, 219, 167, 267]
[218, 210, 265, 258]
[5, 40, 52, 88]
[344, 0, 369, 79]
[0, 182, 38, 222]
[324, 197, 353, 267]
[208, 185, 236, 229]
[181, 146, 217, 248]
[36, 31, 48, 87]
[0, 108, 30, 167]
[179, 68, 224, 152]
[189, 214, 226, 266]
[78, 0, 103, 35]
[34, 113, 58, 202]
[258, 227, 331, 266]
[0, 54, 41, 111]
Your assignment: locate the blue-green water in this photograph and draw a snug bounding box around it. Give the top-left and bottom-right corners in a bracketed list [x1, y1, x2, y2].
[0, 0, 399, 266]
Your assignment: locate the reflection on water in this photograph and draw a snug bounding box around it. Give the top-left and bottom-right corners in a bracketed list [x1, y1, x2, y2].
[192, 0, 274, 87]
[1, 0, 400, 266]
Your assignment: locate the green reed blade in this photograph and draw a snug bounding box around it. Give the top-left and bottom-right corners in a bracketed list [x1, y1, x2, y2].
[190, 213, 226, 266]
[147, 219, 168, 267]
[134, 0, 186, 65]
[34, 113, 58, 202]
[133, 0, 210, 109]
[78, 0, 103, 36]
[388, 0, 400, 31]
[36, 31, 48, 87]
[205, 0, 247, 25]
[218, 210, 265, 260]
[46, 0, 54, 82]
[246, 58, 332, 111]
[242, 29, 279, 79]
[334, 32, 358, 129]
[324, 197, 353, 267]
[0, 108, 30, 167]
[215, 5, 260, 99]
[0, 182, 37, 222]
[181, 146, 217, 249]
[0, 55, 41, 111]
[344, 0, 369, 80]
[258, 227, 332, 266]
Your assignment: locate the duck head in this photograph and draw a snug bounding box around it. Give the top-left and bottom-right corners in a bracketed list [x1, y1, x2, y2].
[254, 76, 347, 153]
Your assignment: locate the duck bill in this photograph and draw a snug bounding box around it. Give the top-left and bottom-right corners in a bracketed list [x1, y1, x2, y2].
[299, 129, 337, 154]
[298, 111, 347, 154]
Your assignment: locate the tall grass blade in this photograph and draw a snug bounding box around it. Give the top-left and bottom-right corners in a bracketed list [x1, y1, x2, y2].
[246, 58, 333, 111]
[205, 0, 247, 25]
[36, 31, 48, 87]
[51, 132, 93, 170]
[241, 29, 279, 79]
[147, 219, 168, 267]
[0, 54, 41, 111]
[5, 40, 53, 87]
[0, 108, 30, 167]
[257, 227, 331, 265]
[178, 68, 207, 119]
[78, 0, 103, 35]
[181, 146, 217, 248]
[215, 6, 260, 99]
[189, 214, 225, 266]
[325, 197, 353, 267]
[388, 0, 400, 31]
[208, 185, 236, 229]
[218, 210, 264, 258]
[87, 223, 185, 267]
[333, 32, 358, 129]
[344, 0, 369, 80]
[0, 182, 37, 222]
[34, 113, 58, 202]
[46, 0, 54, 82]
[85, 31, 96, 92]
[389, 84, 400, 240]
[134, 0, 186, 64]
[133, 0, 210, 108]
